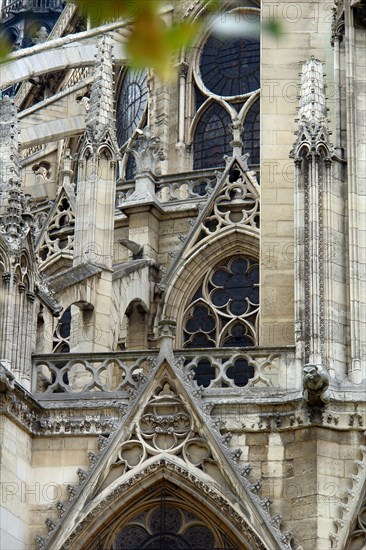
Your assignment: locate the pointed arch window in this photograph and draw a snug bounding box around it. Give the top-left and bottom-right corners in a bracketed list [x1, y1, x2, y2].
[193, 104, 232, 169]
[242, 99, 260, 165]
[52, 306, 71, 353]
[116, 69, 148, 180]
[183, 256, 259, 349]
[116, 69, 148, 148]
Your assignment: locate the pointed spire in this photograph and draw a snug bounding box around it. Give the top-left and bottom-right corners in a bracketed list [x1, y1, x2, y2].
[0, 95, 27, 245]
[86, 34, 116, 145]
[298, 57, 328, 126]
[291, 57, 334, 157]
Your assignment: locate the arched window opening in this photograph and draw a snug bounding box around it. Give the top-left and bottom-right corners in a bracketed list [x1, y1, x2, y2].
[183, 256, 259, 349]
[116, 69, 148, 149]
[199, 34, 260, 97]
[242, 99, 260, 165]
[52, 306, 71, 353]
[125, 299, 148, 350]
[193, 104, 232, 169]
[105, 486, 240, 550]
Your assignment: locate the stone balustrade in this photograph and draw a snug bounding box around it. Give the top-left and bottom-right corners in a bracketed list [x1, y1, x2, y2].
[32, 346, 295, 400]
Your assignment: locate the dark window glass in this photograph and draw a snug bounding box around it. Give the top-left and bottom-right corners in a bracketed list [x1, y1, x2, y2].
[243, 99, 260, 164]
[195, 85, 207, 111]
[226, 358, 255, 386]
[183, 257, 259, 349]
[116, 69, 148, 147]
[200, 35, 260, 97]
[191, 359, 216, 387]
[125, 154, 137, 180]
[193, 104, 231, 169]
[222, 322, 254, 347]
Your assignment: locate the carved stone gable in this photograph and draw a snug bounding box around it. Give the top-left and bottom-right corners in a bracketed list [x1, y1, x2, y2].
[161, 155, 260, 289]
[41, 360, 290, 550]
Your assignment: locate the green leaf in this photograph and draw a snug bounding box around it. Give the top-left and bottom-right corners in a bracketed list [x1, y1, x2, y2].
[165, 21, 202, 50]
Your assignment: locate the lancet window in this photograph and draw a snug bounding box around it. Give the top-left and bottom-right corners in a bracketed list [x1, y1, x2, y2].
[116, 69, 148, 179]
[192, 6, 260, 169]
[52, 306, 71, 353]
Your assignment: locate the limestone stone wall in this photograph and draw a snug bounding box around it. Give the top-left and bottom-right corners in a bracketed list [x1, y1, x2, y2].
[0, 417, 32, 549]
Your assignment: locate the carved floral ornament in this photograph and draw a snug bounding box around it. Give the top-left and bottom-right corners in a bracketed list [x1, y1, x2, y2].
[126, 127, 166, 177]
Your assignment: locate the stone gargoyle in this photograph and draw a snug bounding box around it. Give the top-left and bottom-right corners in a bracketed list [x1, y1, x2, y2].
[303, 363, 331, 406]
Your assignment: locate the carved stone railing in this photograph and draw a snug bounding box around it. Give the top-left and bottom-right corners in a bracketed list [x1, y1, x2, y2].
[116, 166, 260, 207]
[116, 168, 221, 206]
[155, 169, 219, 202]
[32, 347, 295, 400]
[178, 347, 295, 393]
[32, 352, 156, 399]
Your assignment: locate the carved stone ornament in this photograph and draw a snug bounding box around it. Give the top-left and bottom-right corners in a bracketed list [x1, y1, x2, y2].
[39, 361, 293, 550]
[303, 363, 331, 406]
[126, 127, 165, 177]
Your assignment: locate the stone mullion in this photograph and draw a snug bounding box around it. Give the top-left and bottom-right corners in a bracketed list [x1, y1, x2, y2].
[12, 279, 22, 379]
[322, 158, 333, 374]
[17, 281, 26, 380]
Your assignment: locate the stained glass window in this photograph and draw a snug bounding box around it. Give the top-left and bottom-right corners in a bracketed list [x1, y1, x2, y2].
[115, 503, 218, 549]
[52, 306, 71, 353]
[116, 69, 148, 148]
[183, 257, 259, 348]
[193, 9, 260, 169]
[242, 99, 260, 165]
[200, 35, 260, 97]
[193, 104, 232, 169]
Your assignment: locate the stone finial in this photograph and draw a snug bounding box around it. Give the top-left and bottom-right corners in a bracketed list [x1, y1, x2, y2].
[86, 34, 116, 145]
[291, 57, 334, 158]
[230, 117, 244, 158]
[127, 127, 165, 177]
[298, 57, 328, 125]
[0, 96, 28, 246]
[157, 320, 176, 367]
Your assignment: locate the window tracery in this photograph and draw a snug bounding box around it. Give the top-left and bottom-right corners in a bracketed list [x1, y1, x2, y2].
[52, 306, 71, 353]
[36, 194, 75, 272]
[115, 504, 217, 550]
[183, 257, 259, 349]
[193, 103, 232, 169]
[192, 8, 260, 169]
[116, 69, 148, 180]
[199, 34, 260, 98]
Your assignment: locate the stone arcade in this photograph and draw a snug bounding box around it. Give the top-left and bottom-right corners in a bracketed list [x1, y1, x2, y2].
[0, 1, 366, 549]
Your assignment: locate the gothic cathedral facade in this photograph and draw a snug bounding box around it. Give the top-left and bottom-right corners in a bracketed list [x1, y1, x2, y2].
[0, 1, 365, 549]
